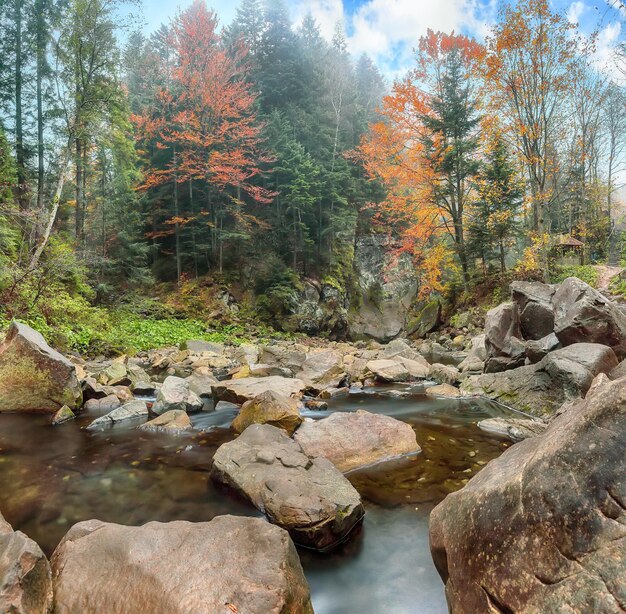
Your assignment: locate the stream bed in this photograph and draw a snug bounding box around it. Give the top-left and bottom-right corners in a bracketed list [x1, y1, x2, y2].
[0, 384, 513, 613]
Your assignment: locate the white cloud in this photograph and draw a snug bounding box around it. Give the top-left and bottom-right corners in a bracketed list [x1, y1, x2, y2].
[345, 0, 496, 78]
[593, 21, 623, 80]
[567, 1, 587, 25]
[292, 0, 346, 40]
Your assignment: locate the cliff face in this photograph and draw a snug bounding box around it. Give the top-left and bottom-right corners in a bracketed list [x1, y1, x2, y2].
[281, 236, 418, 342]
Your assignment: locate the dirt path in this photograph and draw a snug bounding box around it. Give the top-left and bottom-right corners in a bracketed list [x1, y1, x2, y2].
[593, 265, 624, 292]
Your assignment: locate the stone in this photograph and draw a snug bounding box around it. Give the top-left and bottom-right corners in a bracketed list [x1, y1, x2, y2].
[99, 361, 130, 386]
[51, 405, 75, 425]
[382, 339, 424, 362]
[552, 276, 626, 356]
[185, 373, 218, 398]
[430, 375, 626, 614]
[0, 510, 53, 614]
[458, 334, 487, 373]
[366, 359, 410, 382]
[293, 410, 420, 473]
[484, 354, 526, 373]
[138, 410, 192, 434]
[51, 515, 313, 614]
[510, 281, 556, 340]
[409, 299, 442, 338]
[211, 376, 306, 405]
[477, 417, 547, 442]
[399, 357, 430, 378]
[234, 343, 260, 366]
[131, 380, 156, 396]
[609, 359, 626, 381]
[425, 383, 461, 398]
[297, 350, 345, 391]
[83, 393, 120, 413]
[0, 321, 82, 413]
[214, 401, 240, 411]
[152, 376, 203, 415]
[86, 400, 149, 430]
[525, 332, 561, 364]
[461, 343, 618, 417]
[231, 390, 303, 436]
[180, 339, 225, 354]
[211, 424, 364, 550]
[484, 302, 523, 358]
[429, 363, 460, 385]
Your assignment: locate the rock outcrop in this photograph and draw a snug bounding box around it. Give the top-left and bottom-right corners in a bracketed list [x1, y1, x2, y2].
[430, 376, 626, 614]
[231, 390, 303, 435]
[293, 410, 420, 472]
[211, 424, 364, 550]
[461, 343, 618, 416]
[0, 321, 82, 413]
[51, 515, 313, 613]
[0, 510, 53, 614]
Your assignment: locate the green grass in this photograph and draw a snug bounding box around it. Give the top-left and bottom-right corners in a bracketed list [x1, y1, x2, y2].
[550, 264, 599, 288]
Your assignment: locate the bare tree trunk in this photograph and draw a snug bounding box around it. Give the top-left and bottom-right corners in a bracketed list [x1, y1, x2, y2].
[173, 147, 181, 284]
[15, 0, 27, 210]
[36, 0, 46, 213]
[30, 148, 71, 270]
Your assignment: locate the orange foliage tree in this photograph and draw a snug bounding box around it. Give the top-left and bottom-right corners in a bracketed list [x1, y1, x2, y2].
[356, 31, 484, 293]
[133, 0, 273, 279]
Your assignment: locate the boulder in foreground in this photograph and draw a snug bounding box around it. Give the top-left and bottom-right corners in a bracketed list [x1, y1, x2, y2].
[0, 321, 82, 413]
[211, 424, 364, 550]
[294, 410, 420, 473]
[51, 515, 313, 614]
[232, 390, 302, 435]
[430, 376, 626, 613]
[0, 510, 53, 614]
[212, 376, 306, 405]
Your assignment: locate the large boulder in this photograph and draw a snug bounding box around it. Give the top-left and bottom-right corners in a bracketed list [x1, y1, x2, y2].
[0, 321, 82, 413]
[231, 390, 303, 436]
[552, 276, 626, 356]
[461, 343, 618, 416]
[430, 376, 626, 614]
[484, 303, 525, 367]
[211, 424, 364, 550]
[510, 281, 556, 340]
[0, 511, 53, 614]
[294, 410, 420, 473]
[51, 515, 313, 613]
[408, 299, 442, 338]
[152, 376, 203, 415]
[212, 376, 306, 405]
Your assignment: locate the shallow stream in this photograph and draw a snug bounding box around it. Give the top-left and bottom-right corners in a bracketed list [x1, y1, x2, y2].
[0, 385, 513, 613]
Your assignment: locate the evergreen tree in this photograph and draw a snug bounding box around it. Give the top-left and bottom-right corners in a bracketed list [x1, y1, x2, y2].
[468, 134, 523, 274]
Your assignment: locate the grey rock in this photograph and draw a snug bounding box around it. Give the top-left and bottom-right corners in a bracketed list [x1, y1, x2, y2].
[211, 376, 306, 405]
[211, 424, 364, 550]
[152, 376, 203, 415]
[525, 332, 561, 364]
[51, 516, 313, 614]
[86, 400, 148, 430]
[477, 417, 547, 442]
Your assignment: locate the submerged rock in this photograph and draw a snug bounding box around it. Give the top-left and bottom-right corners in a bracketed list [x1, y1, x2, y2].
[86, 400, 148, 430]
[211, 424, 364, 550]
[51, 405, 75, 425]
[0, 510, 53, 614]
[430, 375, 626, 613]
[294, 410, 420, 473]
[152, 376, 203, 415]
[51, 515, 313, 614]
[232, 390, 302, 435]
[0, 321, 82, 413]
[477, 416, 547, 442]
[138, 410, 192, 434]
[211, 376, 306, 405]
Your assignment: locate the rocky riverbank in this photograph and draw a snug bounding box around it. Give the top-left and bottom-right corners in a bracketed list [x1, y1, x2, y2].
[0, 275, 624, 612]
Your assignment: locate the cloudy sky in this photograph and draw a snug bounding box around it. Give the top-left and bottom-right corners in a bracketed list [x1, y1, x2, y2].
[140, 0, 624, 79]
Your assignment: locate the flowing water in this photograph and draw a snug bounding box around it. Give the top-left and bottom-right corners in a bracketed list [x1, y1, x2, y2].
[0, 384, 514, 614]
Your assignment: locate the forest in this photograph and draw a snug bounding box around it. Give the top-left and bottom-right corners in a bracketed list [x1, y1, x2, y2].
[0, 0, 625, 350]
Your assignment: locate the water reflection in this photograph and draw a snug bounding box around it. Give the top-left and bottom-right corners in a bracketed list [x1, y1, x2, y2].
[0, 385, 512, 614]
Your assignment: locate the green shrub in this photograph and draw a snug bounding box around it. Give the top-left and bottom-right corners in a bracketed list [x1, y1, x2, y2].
[550, 265, 599, 288]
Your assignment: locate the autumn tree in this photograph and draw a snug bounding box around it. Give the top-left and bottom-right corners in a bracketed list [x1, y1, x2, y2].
[133, 0, 273, 280]
[357, 31, 483, 293]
